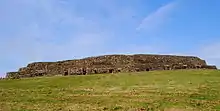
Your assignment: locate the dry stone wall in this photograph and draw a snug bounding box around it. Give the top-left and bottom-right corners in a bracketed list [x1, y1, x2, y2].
[6, 54, 217, 79]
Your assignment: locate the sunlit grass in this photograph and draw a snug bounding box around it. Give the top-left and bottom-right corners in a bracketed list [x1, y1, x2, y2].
[0, 70, 220, 111]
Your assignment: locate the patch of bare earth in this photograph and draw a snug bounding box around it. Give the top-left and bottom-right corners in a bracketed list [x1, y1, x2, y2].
[164, 108, 195, 111]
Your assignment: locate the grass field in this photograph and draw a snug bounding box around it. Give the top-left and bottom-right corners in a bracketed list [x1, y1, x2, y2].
[0, 70, 220, 111]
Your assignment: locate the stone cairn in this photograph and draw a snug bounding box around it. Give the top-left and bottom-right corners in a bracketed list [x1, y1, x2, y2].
[5, 54, 217, 79]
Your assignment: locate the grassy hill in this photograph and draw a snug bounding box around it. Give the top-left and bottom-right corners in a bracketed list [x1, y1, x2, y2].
[0, 70, 220, 111]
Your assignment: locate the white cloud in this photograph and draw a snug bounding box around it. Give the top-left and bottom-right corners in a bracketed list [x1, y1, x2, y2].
[136, 1, 177, 32]
[0, 0, 113, 75]
[0, 0, 170, 77]
[0, 0, 143, 61]
[197, 43, 220, 68]
[199, 43, 220, 59]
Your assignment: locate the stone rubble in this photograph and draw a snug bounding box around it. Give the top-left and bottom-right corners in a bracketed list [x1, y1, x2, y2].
[6, 54, 217, 79]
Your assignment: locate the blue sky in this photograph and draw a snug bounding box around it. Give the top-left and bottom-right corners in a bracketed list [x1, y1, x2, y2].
[0, 0, 220, 77]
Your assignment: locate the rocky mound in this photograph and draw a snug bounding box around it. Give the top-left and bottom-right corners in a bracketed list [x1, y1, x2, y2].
[6, 54, 217, 79]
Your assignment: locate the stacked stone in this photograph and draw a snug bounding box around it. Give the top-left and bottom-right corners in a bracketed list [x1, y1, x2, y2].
[6, 72, 21, 79]
[6, 54, 217, 79]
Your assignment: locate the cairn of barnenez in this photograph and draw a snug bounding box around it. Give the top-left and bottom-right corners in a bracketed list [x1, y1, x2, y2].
[6, 54, 217, 79]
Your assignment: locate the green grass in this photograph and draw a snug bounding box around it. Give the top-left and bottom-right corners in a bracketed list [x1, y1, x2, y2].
[0, 70, 220, 111]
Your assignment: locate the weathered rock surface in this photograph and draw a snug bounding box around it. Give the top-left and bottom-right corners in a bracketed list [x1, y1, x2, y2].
[6, 54, 217, 79]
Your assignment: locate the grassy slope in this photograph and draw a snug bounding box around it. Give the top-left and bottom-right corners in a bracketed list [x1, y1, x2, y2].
[0, 70, 220, 111]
